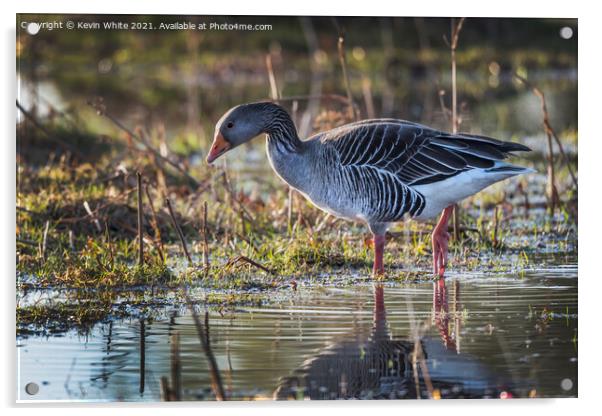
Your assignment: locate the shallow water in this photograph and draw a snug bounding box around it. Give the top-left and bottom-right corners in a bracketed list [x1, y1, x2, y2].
[17, 262, 577, 402]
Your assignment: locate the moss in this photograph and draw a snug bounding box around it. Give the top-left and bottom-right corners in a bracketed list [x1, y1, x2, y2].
[17, 301, 121, 336]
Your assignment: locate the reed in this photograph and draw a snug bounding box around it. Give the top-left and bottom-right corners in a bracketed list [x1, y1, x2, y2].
[165, 197, 193, 266]
[202, 200, 210, 271]
[514, 73, 576, 213]
[136, 172, 144, 266]
[185, 296, 226, 401]
[448, 17, 466, 242]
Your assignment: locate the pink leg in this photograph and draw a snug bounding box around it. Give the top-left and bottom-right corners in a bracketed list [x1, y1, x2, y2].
[432, 206, 454, 277]
[372, 234, 386, 276]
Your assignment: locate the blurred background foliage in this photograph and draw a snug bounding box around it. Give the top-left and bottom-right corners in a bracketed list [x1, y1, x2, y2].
[17, 14, 577, 157]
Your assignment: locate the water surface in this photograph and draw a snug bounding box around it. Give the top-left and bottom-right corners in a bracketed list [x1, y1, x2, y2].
[17, 263, 577, 401]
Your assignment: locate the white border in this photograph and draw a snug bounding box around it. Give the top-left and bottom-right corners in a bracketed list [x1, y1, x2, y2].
[2, 1, 597, 415]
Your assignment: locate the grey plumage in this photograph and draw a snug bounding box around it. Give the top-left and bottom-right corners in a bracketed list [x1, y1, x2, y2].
[212, 101, 532, 240]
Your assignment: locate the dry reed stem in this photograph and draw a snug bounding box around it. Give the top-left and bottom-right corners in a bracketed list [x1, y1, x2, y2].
[287, 187, 294, 234]
[514, 73, 576, 212]
[136, 172, 144, 266]
[68, 229, 75, 252]
[449, 17, 466, 242]
[41, 220, 50, 261]
[493, 205, 500, 248]
[165, 197, 193, 266]
[202, 200, 210, 271]
[265, 54, 280, 100]
[144, 184, 165, 263]
[104, 221, 115, 269]
[514, 74, 577, 188]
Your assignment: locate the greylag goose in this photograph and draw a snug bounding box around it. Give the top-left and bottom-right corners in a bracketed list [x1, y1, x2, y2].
[207, 102, 533, 276]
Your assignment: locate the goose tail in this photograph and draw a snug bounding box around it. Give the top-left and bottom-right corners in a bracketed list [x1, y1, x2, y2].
[484, 162, 536, 177]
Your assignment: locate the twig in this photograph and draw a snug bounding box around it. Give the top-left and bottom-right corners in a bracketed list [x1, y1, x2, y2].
[136, 172, 144, 267]
[165, 198, 193, 266]
[87, 99, 200, 187]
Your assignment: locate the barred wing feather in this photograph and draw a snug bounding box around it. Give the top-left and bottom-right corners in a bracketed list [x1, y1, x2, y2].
[317, 120, 530, 220]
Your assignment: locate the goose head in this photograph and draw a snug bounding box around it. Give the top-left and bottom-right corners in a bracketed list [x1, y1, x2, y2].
[207, 103, 270, 164]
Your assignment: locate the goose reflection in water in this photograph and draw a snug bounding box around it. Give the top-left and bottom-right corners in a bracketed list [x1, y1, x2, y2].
[274, 279, 513, 400]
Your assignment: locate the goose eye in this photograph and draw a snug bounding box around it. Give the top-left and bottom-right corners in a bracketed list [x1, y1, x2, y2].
[227, 122, 234, 128]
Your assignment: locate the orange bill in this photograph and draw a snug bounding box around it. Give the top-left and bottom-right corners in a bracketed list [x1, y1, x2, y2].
[206, 132, 232, 164]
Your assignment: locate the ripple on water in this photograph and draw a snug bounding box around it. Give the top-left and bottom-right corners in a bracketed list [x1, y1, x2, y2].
[17, 268, 577, 401]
